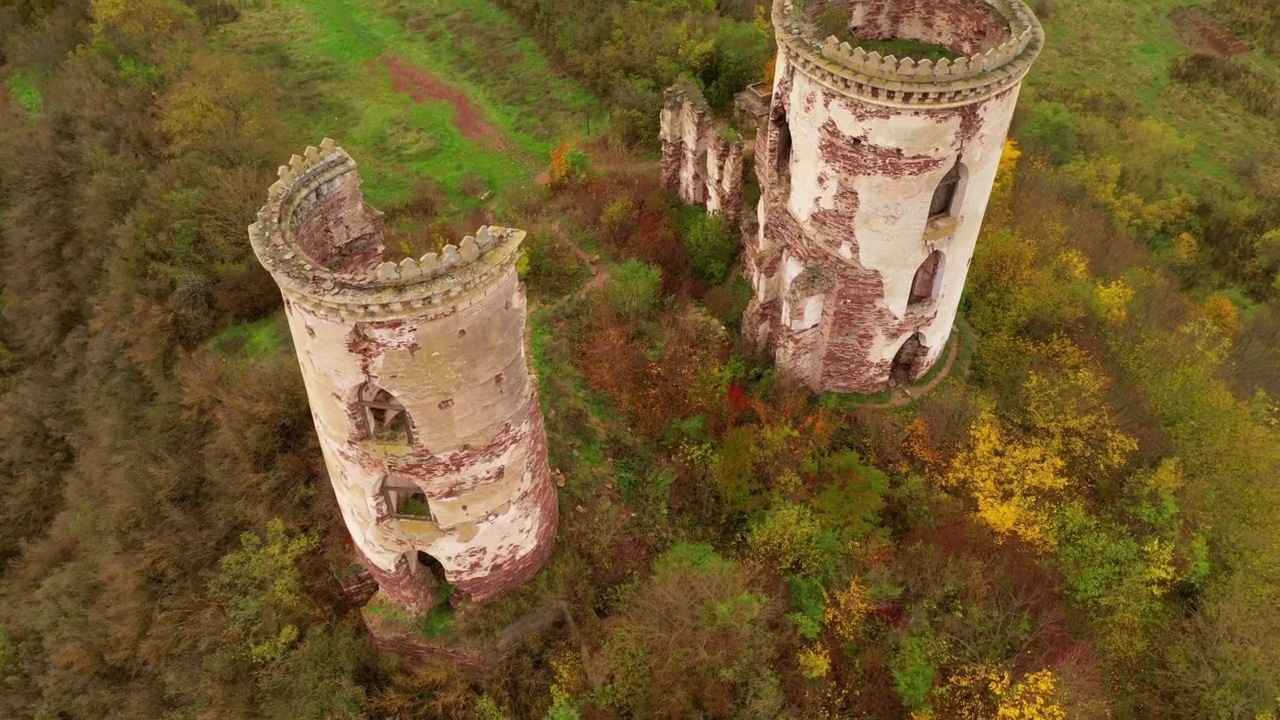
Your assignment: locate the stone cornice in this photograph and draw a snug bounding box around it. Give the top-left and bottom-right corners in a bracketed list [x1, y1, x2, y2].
[249, 140, 524, 322]
[773, 0, 1043, 108]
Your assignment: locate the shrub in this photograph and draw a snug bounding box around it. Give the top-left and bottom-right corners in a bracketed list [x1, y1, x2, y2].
[682, 211, 738, 284]
[595, 543, 780, 716]
[1016, 101, 1080, 165]
[745, 501, 839, 581]
[890, 625, 941, 712]
[599, 195, 638, 242]
[1169, 53, 1280, 118]
[209, 518, 319, 664]
[606, 259, 662, 320]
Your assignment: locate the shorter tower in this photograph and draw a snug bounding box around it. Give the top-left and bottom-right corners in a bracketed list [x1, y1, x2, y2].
[745, 0, 1042, 393]
[249, 140, 558, 610]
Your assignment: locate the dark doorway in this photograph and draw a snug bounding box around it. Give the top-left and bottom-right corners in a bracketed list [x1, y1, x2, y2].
[416, 551, 447, 584]
[890, 333, 925, 384]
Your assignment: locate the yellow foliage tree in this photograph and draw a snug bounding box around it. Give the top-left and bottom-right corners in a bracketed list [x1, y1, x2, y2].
[90, 0, 193, 42]
[991, 139, 1022, 199]
[990, 669, 1066, 720]
[1018, 336, 1138, 480]
[798, 643, 831, 679]
[824, 576, 872, 644]
[1095, 278, 1136, 323]
[943, 410, 1068, 550]
[1173, 232, 1199, 263]
[1198, 293, 1244, 337]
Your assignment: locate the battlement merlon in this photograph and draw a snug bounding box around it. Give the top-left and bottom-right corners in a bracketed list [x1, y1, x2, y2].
[773, 0, 1043, 109]
[249, 140, 527, 320]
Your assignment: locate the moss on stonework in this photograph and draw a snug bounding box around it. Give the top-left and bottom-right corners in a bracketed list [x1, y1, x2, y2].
[363, 585, 455, 639]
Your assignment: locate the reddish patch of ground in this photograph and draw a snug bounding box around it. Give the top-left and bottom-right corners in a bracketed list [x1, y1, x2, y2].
[377, 55, 508, 147]
[1169, 8, 1252, 57]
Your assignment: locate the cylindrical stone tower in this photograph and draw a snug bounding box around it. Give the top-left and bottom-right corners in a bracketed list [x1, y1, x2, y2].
[249, 140, 558, 610]
[744, 0, 1042, 393]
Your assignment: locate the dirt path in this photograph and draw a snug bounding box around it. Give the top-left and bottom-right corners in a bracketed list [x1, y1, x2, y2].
[379, 55, 510, 149]
[1169, 8, 1252, 57]
[545, 221, 610, 309]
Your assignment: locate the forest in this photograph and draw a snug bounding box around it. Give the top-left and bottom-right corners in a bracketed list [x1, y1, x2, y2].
[0, 0, 1278, 718]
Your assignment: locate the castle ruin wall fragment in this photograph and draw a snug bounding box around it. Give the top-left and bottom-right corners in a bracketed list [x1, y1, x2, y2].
[249, 141, 558, 612]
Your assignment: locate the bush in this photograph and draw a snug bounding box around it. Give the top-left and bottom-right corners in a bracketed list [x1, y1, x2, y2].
[1015, 101, 1080, 165]
[606, 259, 662, 320]
[744, 501, 841, 581]
[890, 625, 942, 712]
[1169, 53, 1280, 118]
[682, 211, 738, 284]
[705, 21, 771, 107]
[594, 543, 781, 716]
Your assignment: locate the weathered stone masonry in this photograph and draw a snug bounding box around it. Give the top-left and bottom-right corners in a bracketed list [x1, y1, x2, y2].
[660, 82, 745, 219]
[745, 0, 1043, 393]
[250, 140, 558, 612]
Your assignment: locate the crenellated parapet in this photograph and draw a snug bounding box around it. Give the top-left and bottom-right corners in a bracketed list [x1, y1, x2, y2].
[772, 0, 1042, 108]
[249, 139, 525, 322]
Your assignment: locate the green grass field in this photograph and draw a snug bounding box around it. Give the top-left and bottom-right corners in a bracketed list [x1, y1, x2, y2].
[1028, 0, 1278, 191]
[222, 0, 606, 209]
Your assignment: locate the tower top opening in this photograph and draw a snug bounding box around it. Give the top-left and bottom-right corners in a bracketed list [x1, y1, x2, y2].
[773, 0, 1042, 107]
[248, 140, 525, 319]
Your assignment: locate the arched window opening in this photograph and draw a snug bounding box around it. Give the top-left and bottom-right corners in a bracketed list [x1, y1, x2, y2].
[773, 111, 792, 182]
[357, 383, 413, 444]
[382, 476, 432, 519]
[909, 251, 943, 306]
[928, 160, 962, 221]
[891, 333, 925, 384]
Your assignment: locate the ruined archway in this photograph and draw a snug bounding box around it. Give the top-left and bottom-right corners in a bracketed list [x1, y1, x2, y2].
[890, 332, 926, 383]
[928, 159, 962, 221]
[909, 251, 944, 305]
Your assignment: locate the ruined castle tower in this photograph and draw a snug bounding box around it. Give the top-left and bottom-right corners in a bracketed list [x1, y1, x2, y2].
[745, 0, 1042, 393]
[249, 140, 558, 611]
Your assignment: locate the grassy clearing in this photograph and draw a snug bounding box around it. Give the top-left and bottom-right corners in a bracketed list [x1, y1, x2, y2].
[210, 316, 289, 360]
[221, 0, 605, 210]
[1028, 0, 1278, 191]
[6, 73, 42, 116]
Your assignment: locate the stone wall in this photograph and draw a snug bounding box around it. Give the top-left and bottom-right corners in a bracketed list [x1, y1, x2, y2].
[660, 83, 745, 218]
[745, 0, 1041, 393]
[848, 0, 1011, 55]
[250, 140, 558, 610]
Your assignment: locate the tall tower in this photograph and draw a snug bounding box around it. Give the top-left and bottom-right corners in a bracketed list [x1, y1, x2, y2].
[249, 140, 558, 611]
[745, 0, 1042, 393]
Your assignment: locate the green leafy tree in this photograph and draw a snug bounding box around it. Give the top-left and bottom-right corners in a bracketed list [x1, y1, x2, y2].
[682, 210, 738, 284]
[606, 259, 662, 320]
[209, 518, 319, 664]
[594, 543, 781, 716]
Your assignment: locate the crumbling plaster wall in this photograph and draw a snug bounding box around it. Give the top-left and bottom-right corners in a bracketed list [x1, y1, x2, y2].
[282, 268, 556, 605]
[252, 143, 558, 610]
[748, 48, 1020, 392]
